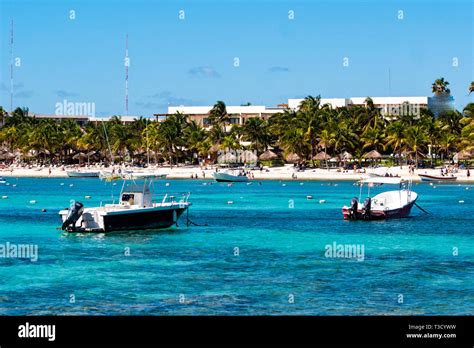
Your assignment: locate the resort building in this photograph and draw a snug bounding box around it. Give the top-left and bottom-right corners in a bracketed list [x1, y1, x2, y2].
[155, 105, 287, 127]
[289, 96, 430, 117]
[159, 96, 436, 125]
[28, 114, 142, 125]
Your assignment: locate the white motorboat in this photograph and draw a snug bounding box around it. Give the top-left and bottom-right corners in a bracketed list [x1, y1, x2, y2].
[212, 170, 249, 182]
[342, 177, 418, 220]
[0, 177, 6, 184]
[67, 170, 100, 178]
[59, 177, 191, 232]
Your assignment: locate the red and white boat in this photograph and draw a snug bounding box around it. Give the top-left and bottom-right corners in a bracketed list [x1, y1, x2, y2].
[342, 177, 418, 220]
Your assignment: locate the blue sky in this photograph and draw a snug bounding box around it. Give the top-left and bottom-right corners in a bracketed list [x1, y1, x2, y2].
[0, 0, 472, 116]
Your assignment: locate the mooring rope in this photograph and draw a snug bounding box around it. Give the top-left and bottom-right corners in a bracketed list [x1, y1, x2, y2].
[414, 202, 429, 214]
[186, 208, 208, 227]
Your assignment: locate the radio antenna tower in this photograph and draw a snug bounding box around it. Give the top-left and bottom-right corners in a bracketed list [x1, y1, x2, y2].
[125, 33, 129, 116]
[10, 20, 14, 113]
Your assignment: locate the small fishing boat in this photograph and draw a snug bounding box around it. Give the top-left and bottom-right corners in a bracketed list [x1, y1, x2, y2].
[66, 170, 100, 178]
[418, 173, 457, 182]
[0, 177, 6, 184]
[342, 177, 418, 220]
[59, 177, 191, 232]
[212, 170, 249, 182]
[127, 172, 167, 180]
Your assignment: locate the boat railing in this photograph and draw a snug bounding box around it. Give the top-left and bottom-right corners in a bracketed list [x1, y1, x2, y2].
[156, 192, 191, 205]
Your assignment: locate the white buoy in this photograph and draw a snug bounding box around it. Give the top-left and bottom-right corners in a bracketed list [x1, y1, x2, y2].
[6, 183, 10, 186]
[246, 182, 252, 185]
[227, 201, 234, 205]
[300, 183, 304, 186]
[459, 200, 465, 204]
[2, 196, 8, 199]
[165, 183, 170, 186]
[60, 183, 64, 186]
[69, 184, 74, 187]
[306, 195, 313, 200]
[29, 200, 37, 204]
[12, 184, 16, 187]
[282, 184, 286, 187]
[319, 200, 326, 204]
[466, 187, 470, 190]
[433, 186, 437, 189]
[429, 183, 433, 186]
[85, 196, 91, 199]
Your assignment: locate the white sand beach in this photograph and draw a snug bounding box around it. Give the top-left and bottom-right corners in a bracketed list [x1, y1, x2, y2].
[0, 164, 472, 183]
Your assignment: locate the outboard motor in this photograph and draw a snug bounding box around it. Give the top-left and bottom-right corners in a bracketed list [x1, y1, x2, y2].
[362, 197, 371, 220]
[349, 197, 359, 220]
[61, 201, 84, 231]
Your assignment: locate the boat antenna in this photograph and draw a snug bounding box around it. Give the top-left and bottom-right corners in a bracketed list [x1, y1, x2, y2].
[125, 33, 129, 116]
[101, 120, 114, 163]
[10, 19, 14, 113]
[146, 118, 150, 165]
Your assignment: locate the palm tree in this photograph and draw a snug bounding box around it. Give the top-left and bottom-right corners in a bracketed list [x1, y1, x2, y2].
[183, 120, 206, 163]
[0, 106, 7, 127]
[385, 120, 407, 168]
[459, 118, 474, 152]
[317, 129, 334, 170]
[208, 101, 229, 129]
[439, 132, 457, 160]
[432, 77, 451, 95]
[361, 127, 384, 152]
[241, 117, 271, 153]
[406, 126, 427, 168]
[469, 81, 474, 95]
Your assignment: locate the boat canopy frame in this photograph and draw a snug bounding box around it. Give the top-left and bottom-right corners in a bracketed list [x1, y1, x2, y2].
[357, 177, 413, 202]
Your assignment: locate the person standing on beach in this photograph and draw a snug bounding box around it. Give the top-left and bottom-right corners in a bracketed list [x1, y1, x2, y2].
[467, 168, 471, 178]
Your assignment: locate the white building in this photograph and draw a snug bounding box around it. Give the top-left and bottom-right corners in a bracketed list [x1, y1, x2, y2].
[288, 96, 429, 117]
[159, 105, 286, 126]
[162, 96, 430, 125]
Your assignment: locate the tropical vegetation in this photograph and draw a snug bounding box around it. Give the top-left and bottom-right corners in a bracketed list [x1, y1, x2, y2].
[0, 79, 473, 167]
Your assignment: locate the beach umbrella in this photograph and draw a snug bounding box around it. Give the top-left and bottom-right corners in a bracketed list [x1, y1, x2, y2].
[455, 150, 474, 160]
[217, 152, 237, 164]
[0, 151, 15, 160]
[73, 152, 87, 160]
[313, 152, 331, 161]
[364, 150, 382, 159]
[240, 150, 258, 163]
[285, 153, 301, 163]
[73, 152, 87, 165]
[259, 150, 278, 161]
[341, 151, 353, 160]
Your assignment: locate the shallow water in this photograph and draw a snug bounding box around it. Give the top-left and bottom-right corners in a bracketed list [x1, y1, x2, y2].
[0, 178, 473, 315]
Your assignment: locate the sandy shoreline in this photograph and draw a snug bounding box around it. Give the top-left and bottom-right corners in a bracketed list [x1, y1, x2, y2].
[1, 165, 472, 183]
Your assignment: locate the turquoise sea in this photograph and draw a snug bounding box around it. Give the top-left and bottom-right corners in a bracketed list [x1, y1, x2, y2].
[0, 178, 473, 315]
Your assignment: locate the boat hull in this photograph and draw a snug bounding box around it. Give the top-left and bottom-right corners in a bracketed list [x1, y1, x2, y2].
[67, 171, 100, 178]
[102, 207, 187, 232]
[342, 200, 416, 220]
[60, 205, 189, 232]
[419, 174, 456, 182]
[212, 172, 249, 182]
